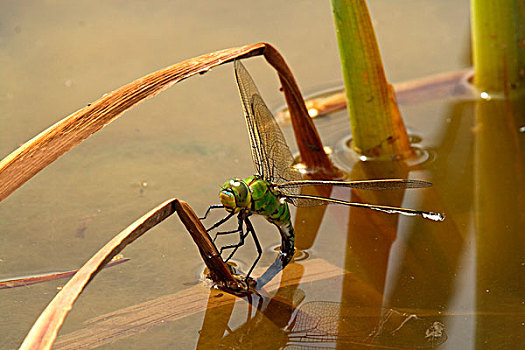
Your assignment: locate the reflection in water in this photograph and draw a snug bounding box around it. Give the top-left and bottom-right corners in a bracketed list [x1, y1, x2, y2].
[197, 294, 447, 349]
[197, 261, 305, 349]
[380, 106, 470, 332]
[474, 97, 525, 348]
[285, 302, 446, 349]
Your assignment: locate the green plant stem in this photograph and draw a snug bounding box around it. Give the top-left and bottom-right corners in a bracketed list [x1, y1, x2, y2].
[471, 0, 525, 96]
[331, 0, 411, 159]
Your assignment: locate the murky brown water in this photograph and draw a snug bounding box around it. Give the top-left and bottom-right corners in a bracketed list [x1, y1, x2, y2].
[3, 1, 525, 349]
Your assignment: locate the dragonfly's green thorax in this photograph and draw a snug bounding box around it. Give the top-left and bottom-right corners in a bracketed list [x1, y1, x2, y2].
[220, 175, 291, 225]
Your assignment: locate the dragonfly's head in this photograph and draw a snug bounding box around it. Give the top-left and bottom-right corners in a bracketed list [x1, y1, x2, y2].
[220, 178, 251, 213]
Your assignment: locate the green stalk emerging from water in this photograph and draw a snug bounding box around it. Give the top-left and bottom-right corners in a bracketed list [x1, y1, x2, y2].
[471, 0, 525, 97]
[330, 0, 411, 159]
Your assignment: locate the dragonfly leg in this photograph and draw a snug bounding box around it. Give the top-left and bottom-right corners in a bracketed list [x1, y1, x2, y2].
[198, 204, 224, 220]
[223, 228, 251, 263]
[244, 217, 262, 278]
[214, 215, 245, 257]
[206, 212, 235, 233]
[214, 214, 263, 278]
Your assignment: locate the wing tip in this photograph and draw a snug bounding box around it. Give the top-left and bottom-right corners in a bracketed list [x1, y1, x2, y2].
[405, 179, 433, 188]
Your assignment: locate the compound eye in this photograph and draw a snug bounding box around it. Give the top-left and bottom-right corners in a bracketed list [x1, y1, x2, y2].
[232, 181, 249, 202]
[219, 190, 236, 211]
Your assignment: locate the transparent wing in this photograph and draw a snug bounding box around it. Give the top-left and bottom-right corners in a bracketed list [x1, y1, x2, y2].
[234, 60, 302, 184]
[277, 179, 432, 207]
[283, 193, 445, 221]
[278, 179, 432, 191]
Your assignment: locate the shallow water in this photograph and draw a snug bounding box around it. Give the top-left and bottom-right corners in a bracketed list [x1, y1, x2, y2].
[3, 1, 525, 349]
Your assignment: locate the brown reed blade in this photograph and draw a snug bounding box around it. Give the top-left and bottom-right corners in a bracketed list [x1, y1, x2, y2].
[0, 43, 336, 203]
[19, 199, 177, 350]
[174, 199, 250, 293]
[0, 256, 129, 290]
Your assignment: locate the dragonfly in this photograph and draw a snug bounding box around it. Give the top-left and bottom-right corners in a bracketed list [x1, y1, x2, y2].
[201, 60, 444, 278]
